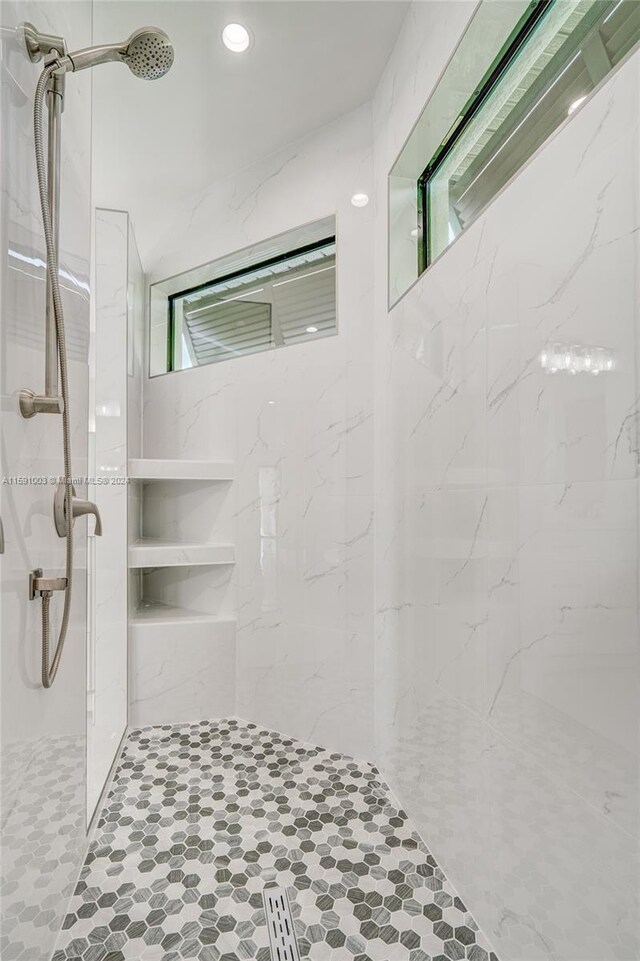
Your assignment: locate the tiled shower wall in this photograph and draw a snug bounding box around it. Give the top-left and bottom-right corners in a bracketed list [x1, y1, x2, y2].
[0, 3, 92, 959]
[372, 5, 640, 961]
[141, 104, 376, 761]
[137, 5, 639, 960]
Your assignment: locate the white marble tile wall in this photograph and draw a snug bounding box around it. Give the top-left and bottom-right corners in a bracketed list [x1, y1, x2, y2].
[127, 7, 639, 958]
[142, 105, 376, 759]
[0, 3, 92, 958]
[373, 12, 640, 960]
[129, 620, 236, 728]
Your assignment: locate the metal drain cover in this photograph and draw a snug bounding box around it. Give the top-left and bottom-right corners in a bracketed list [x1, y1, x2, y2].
[262, 884, 300, 961]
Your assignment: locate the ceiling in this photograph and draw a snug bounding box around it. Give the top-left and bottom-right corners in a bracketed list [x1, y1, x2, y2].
[92, 0, 409, 257]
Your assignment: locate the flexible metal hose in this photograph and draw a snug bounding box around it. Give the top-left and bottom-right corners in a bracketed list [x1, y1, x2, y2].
[34, 62, 73, 688]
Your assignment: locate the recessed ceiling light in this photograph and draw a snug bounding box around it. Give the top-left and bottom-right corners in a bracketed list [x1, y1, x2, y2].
[222, 23, 251, 53]
[306, 326, 318, 333]
[568, 95, 587, 115]
[351, 193, 369, 208]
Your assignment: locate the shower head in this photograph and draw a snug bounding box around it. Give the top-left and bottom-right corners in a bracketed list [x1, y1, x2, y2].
[58, 27, 174, 79]
[123, 28, 174, 79]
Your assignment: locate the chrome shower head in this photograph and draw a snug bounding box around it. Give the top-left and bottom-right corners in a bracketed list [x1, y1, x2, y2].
[121, 28, 174, 79]
[58, 27, 174, 79]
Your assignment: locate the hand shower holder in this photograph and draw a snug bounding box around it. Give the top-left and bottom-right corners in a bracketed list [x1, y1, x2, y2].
[19, 388, 64, 417]
[29, 568, 68, 600]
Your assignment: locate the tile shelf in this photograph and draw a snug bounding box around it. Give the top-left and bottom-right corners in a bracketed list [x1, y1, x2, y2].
[130, 599, 236, 627]
[128, 458, 234, 481]
[128, 538, 235, 569]
[128, 456, 236, 643]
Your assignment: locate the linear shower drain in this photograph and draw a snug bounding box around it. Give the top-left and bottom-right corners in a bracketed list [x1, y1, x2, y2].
[262, 884, 301, 961]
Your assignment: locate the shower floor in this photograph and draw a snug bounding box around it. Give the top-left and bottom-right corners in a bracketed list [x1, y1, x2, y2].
[54, 718, 497, 961]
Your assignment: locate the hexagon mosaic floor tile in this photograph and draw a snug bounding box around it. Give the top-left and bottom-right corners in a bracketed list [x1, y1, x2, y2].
[53, 718, 499, 961]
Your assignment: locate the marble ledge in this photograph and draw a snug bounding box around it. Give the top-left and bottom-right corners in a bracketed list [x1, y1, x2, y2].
[128, 539, 235, 568]
[128, 458, 235, 481]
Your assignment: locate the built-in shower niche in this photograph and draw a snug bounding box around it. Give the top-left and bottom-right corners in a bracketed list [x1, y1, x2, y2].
[127, 458, 237, 726]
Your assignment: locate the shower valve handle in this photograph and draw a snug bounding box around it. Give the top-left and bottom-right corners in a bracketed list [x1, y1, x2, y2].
[71, 497, 103, 536]
[53, 482, 103, 537]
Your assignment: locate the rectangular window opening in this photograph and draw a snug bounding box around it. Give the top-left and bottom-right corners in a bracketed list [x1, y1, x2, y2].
[418, 0, 640, 270]
[167, 236, 336, 371]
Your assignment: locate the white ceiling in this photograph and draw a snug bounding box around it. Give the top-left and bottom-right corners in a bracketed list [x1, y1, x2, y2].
[92, 0, 408, 251]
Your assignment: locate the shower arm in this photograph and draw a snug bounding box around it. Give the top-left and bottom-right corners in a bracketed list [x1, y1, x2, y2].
[19, 23, 67, 418]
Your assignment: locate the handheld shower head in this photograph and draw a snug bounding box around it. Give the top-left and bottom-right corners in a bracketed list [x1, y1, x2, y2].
[123, 28, 174, 79]
[58, 26, 173, 79]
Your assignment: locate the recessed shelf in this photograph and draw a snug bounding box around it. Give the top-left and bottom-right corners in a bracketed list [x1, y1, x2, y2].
[128, 539, 235, 568]
[128, 458, 234, 481]
[130, 599, 236, 627]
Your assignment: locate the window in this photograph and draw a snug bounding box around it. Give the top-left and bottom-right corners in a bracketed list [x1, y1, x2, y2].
[168, 238, 336, 370]
[148, 216, 337, 376]
[419, 0, 640, 268]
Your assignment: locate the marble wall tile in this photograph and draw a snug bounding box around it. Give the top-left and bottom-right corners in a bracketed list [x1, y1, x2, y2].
[236, 621, 373, 761]
[487, 480, 639, 838]
[129, 621, 236, 727]
[140, 106, 376, 753]
[386, 265, 488, 492]
[485, 61, 640, 489]
[141, 563, 236, 620]
[373, 13, 640, 961]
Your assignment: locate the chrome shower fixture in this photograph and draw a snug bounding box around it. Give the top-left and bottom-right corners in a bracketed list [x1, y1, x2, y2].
[20, 20, 173, 688]
[57, 27, 174, 79]
[23, 23, 174, 80]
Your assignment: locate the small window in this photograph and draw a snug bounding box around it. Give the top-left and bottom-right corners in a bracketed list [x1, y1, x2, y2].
[148, 216, 337, 376]
[419, 0, 640, 268]
[168, 238, 336, 371]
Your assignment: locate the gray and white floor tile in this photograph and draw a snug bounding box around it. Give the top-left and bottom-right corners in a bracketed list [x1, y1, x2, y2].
[54, 718, 498, 961]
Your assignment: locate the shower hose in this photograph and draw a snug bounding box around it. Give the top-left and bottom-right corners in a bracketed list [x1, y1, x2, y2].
[34, 61, 73, 688]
